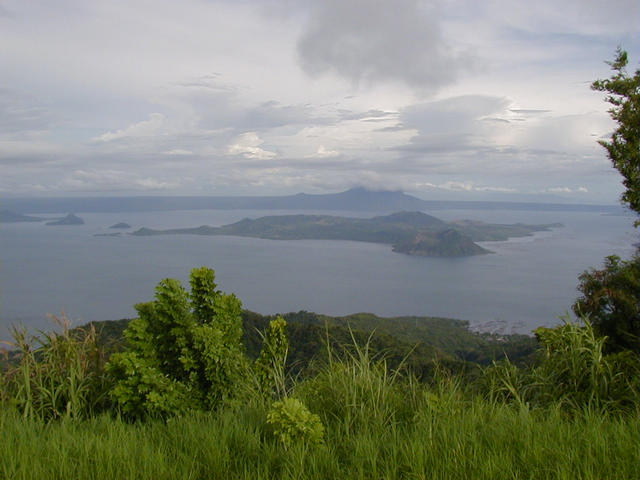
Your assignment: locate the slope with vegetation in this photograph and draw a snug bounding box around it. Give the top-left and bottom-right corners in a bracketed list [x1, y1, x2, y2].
[131, 210, 560, 257]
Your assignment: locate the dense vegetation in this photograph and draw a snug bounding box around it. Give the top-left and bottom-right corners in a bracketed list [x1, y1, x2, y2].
[82, 307, 538, 380]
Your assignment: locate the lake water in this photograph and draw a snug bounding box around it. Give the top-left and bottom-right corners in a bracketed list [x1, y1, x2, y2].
[1, 208, 637, 340]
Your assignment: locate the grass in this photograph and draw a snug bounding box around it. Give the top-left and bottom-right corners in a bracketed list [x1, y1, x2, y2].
[2, 314, 638, 479]
[2, 337, 639, 480]
[1, 398, 638, 479]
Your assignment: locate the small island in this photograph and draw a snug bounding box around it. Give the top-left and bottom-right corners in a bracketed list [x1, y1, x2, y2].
[131, 211, 562, 257]
[109, 222, 131, 229]
[0, 209, 46, 223]
[46, 213, 85, 226]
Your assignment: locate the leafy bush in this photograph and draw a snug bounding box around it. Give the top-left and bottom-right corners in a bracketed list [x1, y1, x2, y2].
[267, 397, 324, 448]
[254, 317, 289, 399]
[107, 267, 247, 419]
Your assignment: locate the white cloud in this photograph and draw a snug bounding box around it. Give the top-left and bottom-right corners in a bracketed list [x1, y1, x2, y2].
[163, 149, 193, 156]
[547, 186, 590, 194]
[417, 181, 517, 193]
[475, 186, 518, 193]
[227, 132, 277, 159]
[93, 113, 167, 142]
[308, 145, 339, 158]
[135, 178, 179, 190]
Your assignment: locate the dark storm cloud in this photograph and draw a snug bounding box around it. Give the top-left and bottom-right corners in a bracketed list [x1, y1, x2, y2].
[296, 0, 469, 90]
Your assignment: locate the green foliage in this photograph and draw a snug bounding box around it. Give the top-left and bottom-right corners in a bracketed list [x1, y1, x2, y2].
[106, 352, 194, 419]
[297, 333, 419, 431]
[573, 254, 640, 353]
[2, 328, 640, 478]
[254, 317, 289, 398]
[3, 344, 639, 479]
[592, 48, 640, 221]
[107, 267, 246, 418]
[242, 310, 536, 383]
[75, 310, 537, 382]
[482, 319, 640, 412]
[267, 397, 324, 449]
[189, 266, 218, 323]
[0, 314, 110, 421]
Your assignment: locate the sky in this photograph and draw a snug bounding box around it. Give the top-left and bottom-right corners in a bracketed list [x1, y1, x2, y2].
[1, 0, 638, 203]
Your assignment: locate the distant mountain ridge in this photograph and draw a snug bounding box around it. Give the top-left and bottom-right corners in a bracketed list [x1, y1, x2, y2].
[1, 188, 624, 214]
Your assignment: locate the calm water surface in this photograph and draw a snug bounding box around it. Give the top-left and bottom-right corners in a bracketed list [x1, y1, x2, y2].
[1, 208, 637, 339]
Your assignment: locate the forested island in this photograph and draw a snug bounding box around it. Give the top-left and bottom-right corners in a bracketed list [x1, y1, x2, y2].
[45, 213, 85, 226]
[131, 211, 562, 257]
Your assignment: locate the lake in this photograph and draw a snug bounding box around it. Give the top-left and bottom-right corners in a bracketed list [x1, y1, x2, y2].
[1, 207, 637, 340]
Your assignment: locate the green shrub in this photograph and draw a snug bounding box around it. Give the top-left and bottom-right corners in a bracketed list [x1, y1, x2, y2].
[267, 397, 324, 448]
[107, 267, 247, 419]
[254, 317, 289, 399]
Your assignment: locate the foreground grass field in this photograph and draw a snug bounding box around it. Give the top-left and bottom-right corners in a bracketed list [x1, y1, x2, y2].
[2, 387, 639, 480]
[3, 349, 640, 480]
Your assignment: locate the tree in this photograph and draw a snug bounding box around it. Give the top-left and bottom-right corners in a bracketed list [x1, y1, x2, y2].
[573, 255, 640, 353]
[591, 48, 640, 223]
[571, 50, 640, 355]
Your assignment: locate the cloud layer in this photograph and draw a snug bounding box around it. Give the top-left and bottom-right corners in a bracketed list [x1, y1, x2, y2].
[297, 0, 468, 91]
[0, 0, 638, 202]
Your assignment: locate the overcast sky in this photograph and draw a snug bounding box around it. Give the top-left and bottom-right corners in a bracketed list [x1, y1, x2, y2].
[1, 0, 638, 202]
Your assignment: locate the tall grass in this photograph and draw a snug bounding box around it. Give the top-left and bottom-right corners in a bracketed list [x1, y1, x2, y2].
[1, 392, 638, 479]
[481, 319, 640, 413]
[1, 319, 639, 479]
[0, 314, 111, 421]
